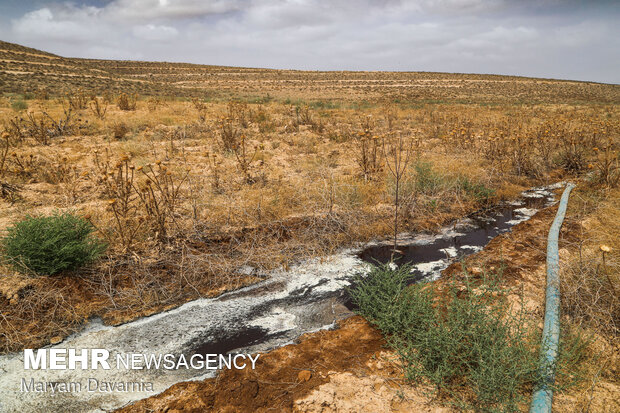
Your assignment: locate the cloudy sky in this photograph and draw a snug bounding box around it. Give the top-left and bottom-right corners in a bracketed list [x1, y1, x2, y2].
[0, 1, 618, 83]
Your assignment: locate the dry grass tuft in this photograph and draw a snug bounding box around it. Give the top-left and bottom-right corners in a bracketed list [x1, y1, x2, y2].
[562, 189, 620, 341]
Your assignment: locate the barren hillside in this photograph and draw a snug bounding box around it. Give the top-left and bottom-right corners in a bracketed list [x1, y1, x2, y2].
[1, 40, 618, 104]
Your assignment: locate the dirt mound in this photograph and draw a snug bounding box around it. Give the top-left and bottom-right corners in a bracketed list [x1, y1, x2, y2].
[294, 365, 451, 413]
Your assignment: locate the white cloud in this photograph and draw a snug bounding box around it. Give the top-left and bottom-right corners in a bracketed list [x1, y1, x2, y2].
[13, 8, 87, 39]
[4, 0, 619, 83]
[133, 24, 179, 40]
[12, 5, 108, 43]
[105, 0, 245, 21]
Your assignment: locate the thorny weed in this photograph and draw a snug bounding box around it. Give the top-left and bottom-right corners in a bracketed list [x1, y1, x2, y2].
[89, 97, 108, 120]
[356, 116, 383, 181]
[117, 93, 138, 111]
[135, 160, 191, 242]
[206, 151, 222, 192]
[92, 151, 143, 251]
[232, 135, 264, 185]
[590, 137, 619, 187]
[191, 98, 208, 122]
[65, 88, 89, 110]
[218, 115, 239, 152]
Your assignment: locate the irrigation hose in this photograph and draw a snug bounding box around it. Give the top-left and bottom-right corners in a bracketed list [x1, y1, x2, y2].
[530, 182, 575, 413]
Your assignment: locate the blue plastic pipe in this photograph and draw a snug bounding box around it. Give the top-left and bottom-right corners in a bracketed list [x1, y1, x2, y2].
[530, 182, 575, 413]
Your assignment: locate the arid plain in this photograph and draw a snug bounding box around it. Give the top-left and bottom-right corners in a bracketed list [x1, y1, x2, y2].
[1, 39, 619, 412]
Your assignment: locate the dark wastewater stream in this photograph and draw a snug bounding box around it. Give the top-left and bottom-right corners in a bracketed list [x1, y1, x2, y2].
[359, 188, 554, 276]
[190, 186, 558, 355]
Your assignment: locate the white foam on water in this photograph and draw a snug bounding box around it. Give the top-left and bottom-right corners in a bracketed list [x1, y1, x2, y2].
[440, 247, 458, 258]
[413, 259, 447, 277]
[248, 308, 297, 334]
[514, 207, 538, 217]
[460, 245, 483, 252]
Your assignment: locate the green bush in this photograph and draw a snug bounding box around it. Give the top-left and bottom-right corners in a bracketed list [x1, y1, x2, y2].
[11, 99, 28, 111]
[1, 212, 106, 275]
[348, 264, 424, 336]
[348, 265, 589, 412]
[457, 176, 496, 204]
[414, 161, 445, 195]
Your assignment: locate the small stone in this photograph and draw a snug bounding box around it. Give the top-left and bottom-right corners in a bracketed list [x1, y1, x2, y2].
[237, 265, 255, 276]
[50, 336, 63, 345]
[470, 267, 483, 276]
[372, 378, 384, 391]
[297, 370, 312, 382]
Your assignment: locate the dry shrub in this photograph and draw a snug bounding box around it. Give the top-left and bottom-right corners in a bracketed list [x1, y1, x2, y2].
[296, 105, 314, 126]
[191, 97, 208, 122]
[206, 152, 222, 192]
[92, 152, 143, 251]
[227, 101, 249, 128]
[287, 105, 315, 131]
[562, 192, 620, 340]
[0, 134, 21, 201]
[92, 152, 191, 250]
[355, 116, 383, 180]
[218, 116, 239, 152]
[0, 133, 9, 178]
[562, 253, 619, 339]
[383, 133, 417, 251]
[117, 92, 138, 111]
[9, 107, 76, 145]
[135, 161, 190, 242]
[232, 135, 264, 185]
[557, 135, 587, 173]
[253, 105, 276, 133]
[3, 117, 27, 144]
[112, 122, 130, 140]
[590, 138, 619, 187]
[66, 88, 88, 110]
[147, 96, 164, 112]
[89, 96, 108, 120]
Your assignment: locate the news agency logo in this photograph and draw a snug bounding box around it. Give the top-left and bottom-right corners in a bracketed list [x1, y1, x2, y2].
[23, 348, 260, 371]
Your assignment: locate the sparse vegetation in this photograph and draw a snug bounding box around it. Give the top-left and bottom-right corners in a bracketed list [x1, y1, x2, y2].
[66, 88, 88, 110]
[117, 92, 138, 111]
[11, 99, 27, 112]
[561, 187, 620, 339]
[89, 96, 108, 120]
[111, 122, 130, 140]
